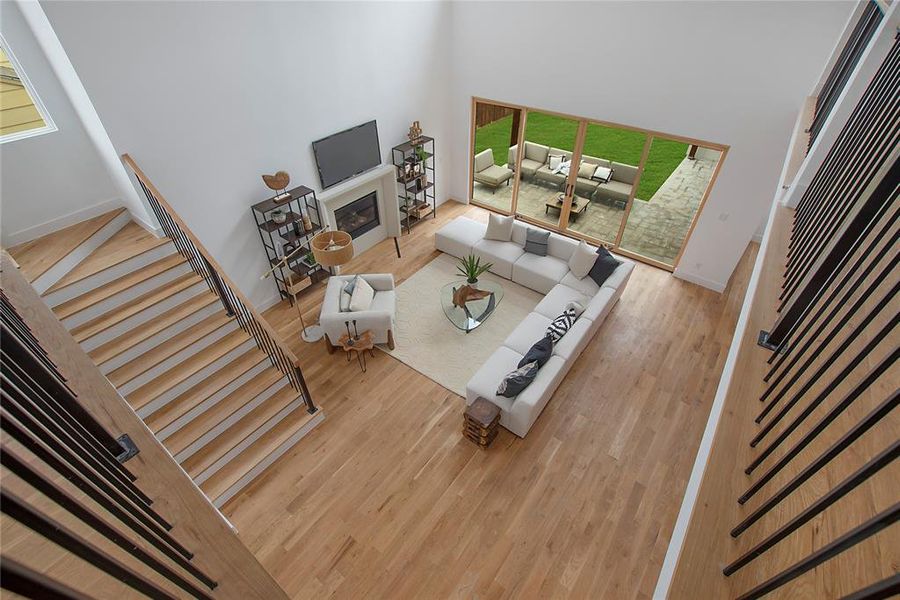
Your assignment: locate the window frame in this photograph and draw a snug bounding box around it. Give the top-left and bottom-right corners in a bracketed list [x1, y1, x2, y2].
[0, 33, 57, 144]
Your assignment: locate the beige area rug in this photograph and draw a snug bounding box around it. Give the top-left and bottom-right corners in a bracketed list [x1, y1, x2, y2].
[384, 253, 543, 397]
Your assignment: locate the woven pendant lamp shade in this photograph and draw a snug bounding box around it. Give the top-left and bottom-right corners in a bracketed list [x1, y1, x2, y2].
[311, 230, 354, 268]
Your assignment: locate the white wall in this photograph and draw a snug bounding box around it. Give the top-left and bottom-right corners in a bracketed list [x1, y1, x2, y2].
[0, 0, 120, 246]
[41, 0, 452, 306]
[448, 0, 852, 291]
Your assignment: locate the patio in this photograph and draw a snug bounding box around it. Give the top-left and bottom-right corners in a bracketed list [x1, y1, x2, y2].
[472, 153, 719, 266]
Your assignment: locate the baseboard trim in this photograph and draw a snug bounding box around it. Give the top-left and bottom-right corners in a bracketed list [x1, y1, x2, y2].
[3, 197, 123, 247]
[129, 210, 164, 238]
[672, 269, 727, 293]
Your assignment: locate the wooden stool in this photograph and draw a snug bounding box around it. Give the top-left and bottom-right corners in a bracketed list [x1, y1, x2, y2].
[463, 397, 501, 449]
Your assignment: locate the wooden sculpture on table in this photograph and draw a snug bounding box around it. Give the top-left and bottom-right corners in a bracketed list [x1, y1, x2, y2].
[262, 171, 291, 202]
[451, 284, 492, 309]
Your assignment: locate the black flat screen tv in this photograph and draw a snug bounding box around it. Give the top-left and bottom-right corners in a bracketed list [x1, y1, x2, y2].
[312, 120, 382, 190]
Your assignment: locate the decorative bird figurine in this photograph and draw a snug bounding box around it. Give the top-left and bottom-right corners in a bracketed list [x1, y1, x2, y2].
[262, 171, 291, 201]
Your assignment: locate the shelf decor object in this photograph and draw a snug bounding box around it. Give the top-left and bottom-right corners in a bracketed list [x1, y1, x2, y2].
[251, 185, 327, 304]
[392, 132, 435, 234]
[261, 170, 292, 202]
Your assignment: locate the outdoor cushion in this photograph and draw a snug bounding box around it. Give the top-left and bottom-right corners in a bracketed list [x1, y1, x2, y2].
[512, 252, 569, 294]
[484, 213, 514, 241]
[473, 238, 525, 279]
[533, 284, 591, 319]
[611, 161, 638, 184]
[592, 165, 613, 182]
[475, 164, 513, 187]
[503, 312, 552, 355]
[524, 141, 550, 163]
[474, 148, 494, 172]
[548, 154, 564, 171]
[577, 162, 596, 179]
[581, 155, 611, 169]
[549, 147, 573, 161]
[435, 217, 486, 258]
[519, 158, 544, 177]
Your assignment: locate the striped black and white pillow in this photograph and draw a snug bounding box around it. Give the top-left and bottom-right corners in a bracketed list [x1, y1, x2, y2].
[546, 307, 577, 343]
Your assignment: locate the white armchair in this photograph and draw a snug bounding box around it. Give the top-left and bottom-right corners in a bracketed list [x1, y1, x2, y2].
[320, 273, 396, 352]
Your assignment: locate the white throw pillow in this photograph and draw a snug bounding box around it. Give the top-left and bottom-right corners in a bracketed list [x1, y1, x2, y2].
[349, 277, 375, 311]
[339, 290, 352, 312]
[548, 154, 563, 171]
[568, 240, 598, 279]
[484, 213, 514, 242]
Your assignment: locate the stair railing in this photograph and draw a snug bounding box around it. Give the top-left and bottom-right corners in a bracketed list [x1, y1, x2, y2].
[121, 154, 316, 414]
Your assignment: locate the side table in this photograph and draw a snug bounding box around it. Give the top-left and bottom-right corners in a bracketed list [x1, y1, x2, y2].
[463, 397, 501, 449]
[337, 329, 375, 372]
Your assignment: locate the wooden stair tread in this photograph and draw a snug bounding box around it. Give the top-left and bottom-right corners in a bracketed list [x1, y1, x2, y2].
[54, 253, 188, 320]
[106, 311, 231, 388]
[46, 221, 170, 294]
[144, 348, 266, 433]
[89, 292, 219, 365]
[199, 396, 314, 501]
[126, 328, 250, 410]
[182, 382, 296, 478]
[8, 209, 125, 283]
[163, 367, 284, 455]
[70, 272, 201, 342]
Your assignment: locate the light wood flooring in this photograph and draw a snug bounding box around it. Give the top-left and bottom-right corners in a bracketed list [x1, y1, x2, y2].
[224, 200, 757, 599]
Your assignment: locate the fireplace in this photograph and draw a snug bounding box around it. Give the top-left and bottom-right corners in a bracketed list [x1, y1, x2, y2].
[334, 191, 380, 239]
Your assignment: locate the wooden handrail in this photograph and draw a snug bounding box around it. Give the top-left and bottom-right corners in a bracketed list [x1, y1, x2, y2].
[121, 153, 302, 369]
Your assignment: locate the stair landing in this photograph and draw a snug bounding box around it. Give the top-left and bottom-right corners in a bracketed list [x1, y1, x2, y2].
[7, 209, 126, 283]
[46, 221, 169, 294]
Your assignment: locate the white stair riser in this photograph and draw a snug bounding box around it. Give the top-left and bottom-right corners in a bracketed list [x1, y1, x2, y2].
[99, 301, 220, 374]
[135, 338, 257, 419]
[43, 241, 176, 307]
[194, 399, 302, 486]
[174, 377, 288, 463]
[61, 262, 193, 329]
[116, 319, 239, 395]
[212, 409, 325, 508]
[32, 211, 132, 294]
[79, 284, 207, 352]
[156, 358, 268, 440]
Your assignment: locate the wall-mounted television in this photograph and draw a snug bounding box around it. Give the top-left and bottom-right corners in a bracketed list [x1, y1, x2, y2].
[312, 120, 382, 190]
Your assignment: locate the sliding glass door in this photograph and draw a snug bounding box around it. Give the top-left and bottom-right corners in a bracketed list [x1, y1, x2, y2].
[469, 98, 726, 271]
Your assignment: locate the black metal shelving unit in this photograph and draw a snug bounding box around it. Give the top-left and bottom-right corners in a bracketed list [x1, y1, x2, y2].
[391, 135, 435, 234]
[251, 186, 328, 303]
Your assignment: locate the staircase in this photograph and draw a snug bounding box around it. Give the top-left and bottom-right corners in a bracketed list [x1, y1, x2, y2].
[7, 207, 323, 509]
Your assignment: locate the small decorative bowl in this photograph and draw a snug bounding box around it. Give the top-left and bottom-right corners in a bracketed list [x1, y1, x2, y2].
[271, 210, 287, 224]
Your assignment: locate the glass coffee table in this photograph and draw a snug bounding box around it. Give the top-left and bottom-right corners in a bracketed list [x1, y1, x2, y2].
[440, 280, 504, 333]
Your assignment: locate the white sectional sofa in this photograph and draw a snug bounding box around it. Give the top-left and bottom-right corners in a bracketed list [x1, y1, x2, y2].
[435, 216, 634, 437]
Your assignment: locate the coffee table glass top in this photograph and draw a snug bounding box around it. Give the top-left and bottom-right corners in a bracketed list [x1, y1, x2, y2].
[440, 279, 504, 333]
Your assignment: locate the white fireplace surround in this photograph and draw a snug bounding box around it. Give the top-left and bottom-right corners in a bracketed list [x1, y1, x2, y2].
[318, 164, 401, 256]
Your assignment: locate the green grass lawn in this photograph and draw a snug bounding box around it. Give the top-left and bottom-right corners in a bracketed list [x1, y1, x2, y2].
[474, 113, 687, 200]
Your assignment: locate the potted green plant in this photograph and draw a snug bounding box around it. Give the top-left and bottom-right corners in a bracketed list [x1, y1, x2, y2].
[415, 145, 428, 164]
[456, 254, 492, 285]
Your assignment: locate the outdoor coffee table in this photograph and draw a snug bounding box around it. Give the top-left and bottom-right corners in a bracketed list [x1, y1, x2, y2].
[545, 195, 588, 222]
[440, 279, 504, 333]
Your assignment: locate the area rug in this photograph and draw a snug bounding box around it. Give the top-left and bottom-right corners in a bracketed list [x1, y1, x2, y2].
[384, 253, 543, 397]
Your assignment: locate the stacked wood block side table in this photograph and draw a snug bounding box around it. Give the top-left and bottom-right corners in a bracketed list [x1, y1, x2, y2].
[463, 397, 501, 449]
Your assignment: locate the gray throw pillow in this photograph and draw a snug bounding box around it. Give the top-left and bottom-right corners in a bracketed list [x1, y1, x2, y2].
[518, 335, 552, 369]
[343, 275, 360, 296]
[497, 361, 539, 398]
[523, 228, 550, 256]
[588, 246, 621, 288]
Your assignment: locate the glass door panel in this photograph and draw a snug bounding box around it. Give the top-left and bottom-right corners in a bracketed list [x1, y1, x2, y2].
[471, 102, 522, 213]
[513, 111, 580, 228]
[565, 123, 647, 244]
[618, 138, 721, 266]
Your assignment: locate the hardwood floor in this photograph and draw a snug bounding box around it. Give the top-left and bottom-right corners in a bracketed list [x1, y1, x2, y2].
[225, 200, 757, 599]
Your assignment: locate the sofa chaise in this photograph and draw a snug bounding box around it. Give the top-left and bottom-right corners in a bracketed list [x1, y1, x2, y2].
[435, 216, 634, 437]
